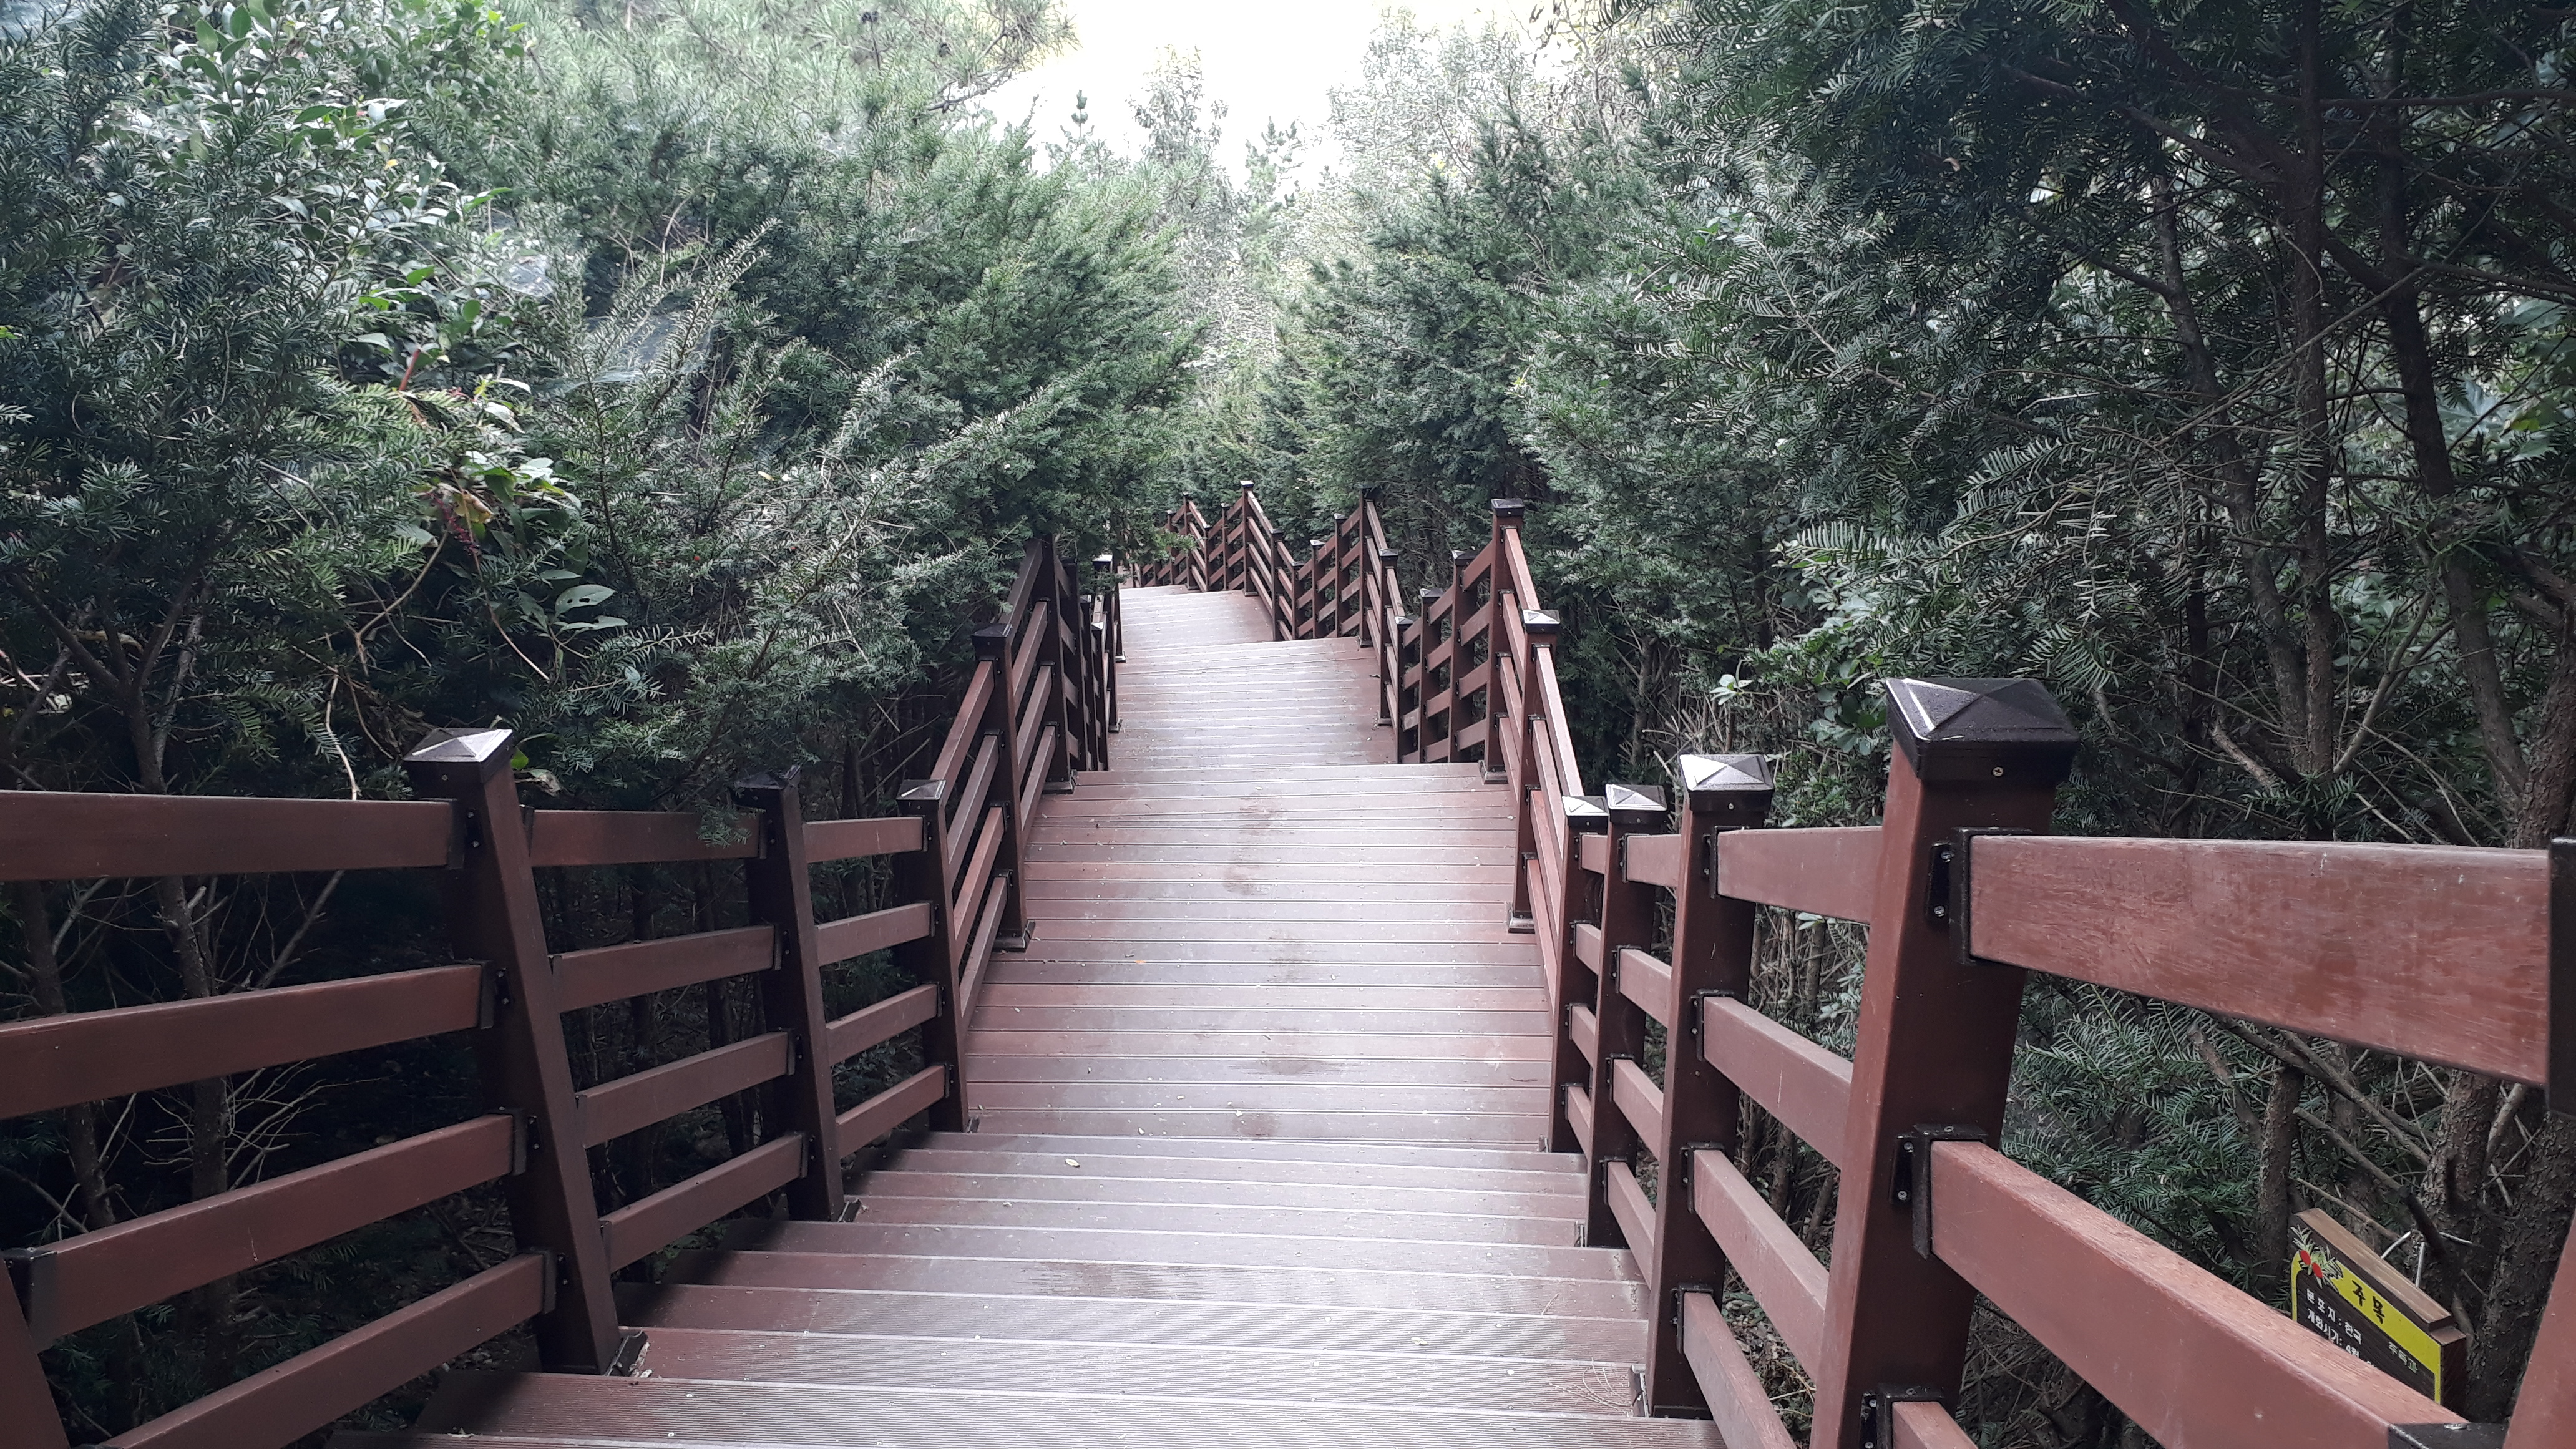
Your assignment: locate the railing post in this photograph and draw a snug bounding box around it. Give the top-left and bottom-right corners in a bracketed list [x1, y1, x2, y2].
[1, 1282, 67, 1449]
[894, 778, 968, 1133]
[1094, 552, 1121, 733]
[975, 625, 1032, 947]
[1486, 501, 1523, 781]
[1644, 754, 1775, 1416]
[1038, 545, 1076, 793]
[1550, 794, 1609, 1155]
[734, 769, 844, 1219]
[1582, 783, 1666, 1247]
[1506, 612, 1558, 929]
[1810, 678, 2077, 1449]
[402, 727, 627, 1373]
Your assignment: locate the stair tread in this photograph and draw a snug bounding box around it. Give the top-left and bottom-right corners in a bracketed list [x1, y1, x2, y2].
[617, 1282, 1650, 1362]
[394, 1371, 1724, 1447]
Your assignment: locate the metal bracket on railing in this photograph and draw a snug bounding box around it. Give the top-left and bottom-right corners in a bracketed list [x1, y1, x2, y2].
[1858, 1385, 1946, 1449]
[1670, 1141, 1724, 1204]
[1668, 1281, 1714, 1330]
[1891, 1125, 1986, 1259]
[1686, 989, 1735, 1051]
[2388, 1426, 2507, 1448]
[475, 959, 505, 1028]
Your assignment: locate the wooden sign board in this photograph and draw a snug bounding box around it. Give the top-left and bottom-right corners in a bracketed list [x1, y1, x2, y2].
[2290, 1208, 2466, 1410]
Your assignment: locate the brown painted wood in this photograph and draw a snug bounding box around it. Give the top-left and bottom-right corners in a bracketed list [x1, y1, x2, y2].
[1615, 948, 1672, 1026]
[575, 1034, 789, 1148]
[525, 809, 758, 867]
[812, 900, 932, 966]
[741, 1217, 1627, 1280]
[2505, 1213, 2576, 1448]
[1931, 1140, 2457, 1448]
[802, 816, 920, 863]
[0, 791, 452, 881]
[1623, 832, 1685, 889]
[600, 1133, 807, 1270]
[1680, 1292, 1798, 1449]
[1891, 1401, 1980, 1449]
[105, 1253, 544, 1449]
[1640, 758, 1772, 1417]
[553, 925, 774, 1012]
[834, 1064, 947, 1148]
[13, 1115, 516, 1342]
[1715, 826, 1881, 921]
[1701, 997, 1854, 1169]
[1611, 1058, 1664, 1148]
[1604, 1160, 1654, 1259]
[405, 729, 621, 1372]
[0, 964, 484, 1118]
[1808, 716, 2065, 1449]
[0, 1275, 67, 1448]
[822, 983, 937, 1065]
[1692, 1146, 1827, 1372]
[1969, 835, 2547, 1083]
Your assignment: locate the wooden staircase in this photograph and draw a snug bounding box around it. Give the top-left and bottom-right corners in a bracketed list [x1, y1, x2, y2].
[342, 583, 1722, 1447]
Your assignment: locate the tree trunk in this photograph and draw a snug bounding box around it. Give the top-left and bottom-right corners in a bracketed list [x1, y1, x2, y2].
[2258, 1063, 2305, 1271]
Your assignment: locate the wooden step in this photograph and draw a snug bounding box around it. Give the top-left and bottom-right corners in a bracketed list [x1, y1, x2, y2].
[369, 1370, 1726, 1447]
[665, 1248, 1648, 1316]
[718, 1219, 1630, 1281]
[615, 1282, 1649, 1362]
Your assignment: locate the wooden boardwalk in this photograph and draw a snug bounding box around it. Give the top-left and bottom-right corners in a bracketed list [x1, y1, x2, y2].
[373, 583, 1720, 1447]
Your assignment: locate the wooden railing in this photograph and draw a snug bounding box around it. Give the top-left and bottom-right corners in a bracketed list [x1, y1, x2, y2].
[0, 537, 1113, 1449]
[1548, 679, 2572, 1449]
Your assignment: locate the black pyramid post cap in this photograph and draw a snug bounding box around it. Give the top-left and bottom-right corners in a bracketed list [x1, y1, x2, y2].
[1093, 552, 1114, 569]
[973, 622, 1013, 657]
[1564, 794, 1611, 831]
[896, 778, 948, 806]
[1677, 753, 1773, 826]
[1603, 781, 1667, 828]
[1359, 483, 1383, 499]
[1378, 547, 1401, 564]
[1491, 498, 1526, 517]
[1240, 479, 1258, 490]
[1885, 677, 2078, 784]
[402, 726, 516, 781]
[1522, 608, 1560, 636]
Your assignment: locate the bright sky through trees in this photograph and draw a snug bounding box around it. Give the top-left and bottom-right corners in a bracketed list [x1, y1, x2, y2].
[981, 0, 1510, 170]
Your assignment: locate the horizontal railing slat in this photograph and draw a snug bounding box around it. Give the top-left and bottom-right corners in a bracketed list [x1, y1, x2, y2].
[814, 901, 934, 967]
[1606, 1159, 1654, 1258]
[1573, 922, 1604, 971]
[804, 816, 922, 864]
[1568, 1003, 1599, 1066]
[1578, 832, 1610, 877]
[102, 1253, 546, 1449]
[1715, 826, 1880, 922]
[1700, 997, 1854, 1169]
[1893, 1401, 1981, 1449]
[13, 1115, 517, 1342]
[0, 793, 452, 882]
[553, 926, 774, 1013]
[832, 1064, 948, 1151]
[575, 1033, 790, 1148]
[1611, 1057, 1664, 1146]
[1692, 1146, 1828, 1373]
[1565, 1083, 1594, 1153]
[0, 965, 485, 1120]
[1968, 836, 2547, 1083]
[945, 734, 1000, 879]
[1931, 1139, 2459, 1448]
[600, 1133, 806, 1270]
[526, 810, 758, 867]
[1679, 1292, 1799, 1449]
[958, 869, 1012, 1013]
[822, 984, 939, 1066]
[1623, 832, 1685, 890]
[1616, 947, 1672, 1026]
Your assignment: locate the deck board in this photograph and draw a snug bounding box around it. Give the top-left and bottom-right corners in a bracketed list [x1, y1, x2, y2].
[378, 583, 1723, 1449]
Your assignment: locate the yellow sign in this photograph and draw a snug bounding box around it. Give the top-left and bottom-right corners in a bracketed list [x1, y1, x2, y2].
[2289, 1209, 2464, 1409]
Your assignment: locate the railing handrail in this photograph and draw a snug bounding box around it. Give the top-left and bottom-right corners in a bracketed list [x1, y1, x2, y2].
[0, 536, 1115, 1449]
[1543, 683, 2572, 1448]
